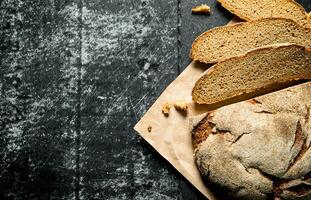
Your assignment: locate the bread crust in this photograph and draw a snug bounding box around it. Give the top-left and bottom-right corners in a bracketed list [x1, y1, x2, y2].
[217, 0, 310, 29]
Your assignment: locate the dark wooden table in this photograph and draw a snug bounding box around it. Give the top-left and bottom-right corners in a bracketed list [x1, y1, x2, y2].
[0, 0, 310, 199]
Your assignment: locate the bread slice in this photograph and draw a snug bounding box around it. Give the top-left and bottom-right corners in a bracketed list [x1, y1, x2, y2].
[218, 0, 311, 29]
[192, 44, 311, 104]
[191, 82, 311, 199]
[191, 18, 311, 64]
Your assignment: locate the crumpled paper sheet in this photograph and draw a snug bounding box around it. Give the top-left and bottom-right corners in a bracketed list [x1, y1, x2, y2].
[134, 19, 241, 199]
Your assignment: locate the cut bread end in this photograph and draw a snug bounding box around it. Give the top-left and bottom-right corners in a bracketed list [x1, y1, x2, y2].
[190, 18, 311, 64]
[192, 44, 311, 105]
[217, 0, 311, 30]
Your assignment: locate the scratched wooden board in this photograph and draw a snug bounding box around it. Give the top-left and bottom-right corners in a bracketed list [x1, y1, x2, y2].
[0, 0, 310, 200]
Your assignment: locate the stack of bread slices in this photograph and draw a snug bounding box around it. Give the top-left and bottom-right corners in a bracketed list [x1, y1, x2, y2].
[190, 1, 311, 199]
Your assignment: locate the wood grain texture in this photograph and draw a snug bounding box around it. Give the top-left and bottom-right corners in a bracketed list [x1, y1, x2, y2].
[0, 0, 310, 199]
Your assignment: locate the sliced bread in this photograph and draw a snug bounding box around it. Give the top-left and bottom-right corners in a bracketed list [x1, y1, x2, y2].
[192, 44, 311, 104]
[218, 0, 311, 29]
[191, 18, 311, 64]
[192, 82, 311, 199]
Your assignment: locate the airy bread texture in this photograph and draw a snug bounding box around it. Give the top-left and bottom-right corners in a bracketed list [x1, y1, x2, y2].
[191, 18, 311, 64]
[192, 44, 311, 105]
[192, 82, 311, 200]
[218, 0, 311, 29]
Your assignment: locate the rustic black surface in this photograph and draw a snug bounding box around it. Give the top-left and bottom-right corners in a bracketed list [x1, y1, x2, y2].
[0, 0, 310, 199]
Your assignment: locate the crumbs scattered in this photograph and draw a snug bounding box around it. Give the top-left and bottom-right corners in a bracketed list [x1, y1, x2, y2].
[162, 102, 171, 117]
[147, 126, 152, 132]
[174, 101, 188, 113]
[192, 4, 211, 14]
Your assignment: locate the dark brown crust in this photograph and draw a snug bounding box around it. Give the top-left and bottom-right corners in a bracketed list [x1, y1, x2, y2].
[192, 114, 212, 149]
[192, 112, 228, 149]
[246, 99, 262, 105]
[192, 44, 311, 104]
[305, 106, 310, 124]
[257, 170, 311, 199]
[286, 184, 311, 196]
[303, 171, 311, 180]
[217, 0, 310, 29]
[287, 121, 308, 172]
[190, 18, 311, 63]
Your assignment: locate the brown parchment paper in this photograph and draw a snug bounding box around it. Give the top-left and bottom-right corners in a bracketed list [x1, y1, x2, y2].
[134, 61, 217, 199]
[134, 19, 241, 199]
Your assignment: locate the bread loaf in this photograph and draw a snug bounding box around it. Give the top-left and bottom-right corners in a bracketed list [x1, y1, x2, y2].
[192, 82, 311, 200]
[218, 0, 311, 29]
[192, 44, 311, 104]
[191, 18, 311, 64]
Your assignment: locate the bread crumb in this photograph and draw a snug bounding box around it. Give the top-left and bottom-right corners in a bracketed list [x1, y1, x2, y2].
[162, 103, 171, 117]
[211, 127, 217, 134]
[174, 101, 188, 112]
[147, 126, 152, 132]
[192, 4, 211, 14]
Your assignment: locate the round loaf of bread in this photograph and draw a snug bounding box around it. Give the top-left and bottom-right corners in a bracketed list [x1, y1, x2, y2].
[191, 82, 311, 200]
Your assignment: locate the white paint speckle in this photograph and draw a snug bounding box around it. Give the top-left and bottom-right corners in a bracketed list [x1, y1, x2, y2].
[143, 62, 150, 71]
[97, 96, 106, 100]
